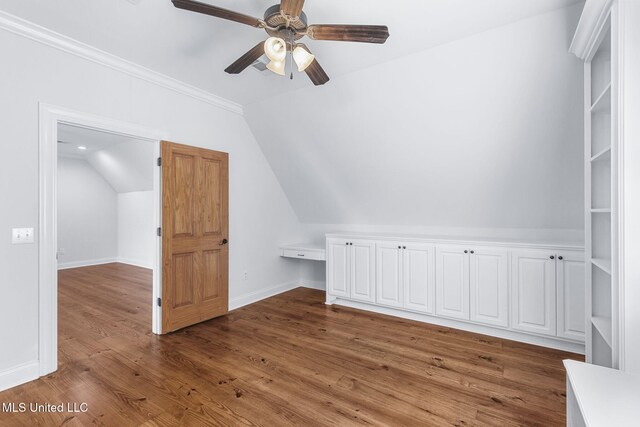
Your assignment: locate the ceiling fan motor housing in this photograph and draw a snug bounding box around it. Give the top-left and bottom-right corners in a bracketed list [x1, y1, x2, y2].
[264, 4, 307, 40]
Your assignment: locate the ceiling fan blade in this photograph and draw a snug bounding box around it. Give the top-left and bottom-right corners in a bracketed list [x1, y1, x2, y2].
[301, 49, 329, 86]
[172, 0, 262, 27]
[280, 0, 305, 18]
[306, 25, 390, 44]
[224, 42, 265, 74]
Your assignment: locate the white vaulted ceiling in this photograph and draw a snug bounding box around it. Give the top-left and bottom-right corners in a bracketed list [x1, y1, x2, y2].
[0, 0, 581, 105]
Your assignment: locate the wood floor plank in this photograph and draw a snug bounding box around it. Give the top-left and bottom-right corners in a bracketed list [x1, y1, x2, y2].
[0, 263, 582, 426]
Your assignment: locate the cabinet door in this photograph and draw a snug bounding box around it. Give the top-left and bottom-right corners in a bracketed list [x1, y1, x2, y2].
[557, 252, 586, 341]
[511, 249, 556, 336]
[403, 243, 436, 314]
[469, 248, 509, 328]
[435, 245, 470, 320]
[327, 239, 350, 298]
[376, 242, 403, 308]
[350, 240, 376, 303]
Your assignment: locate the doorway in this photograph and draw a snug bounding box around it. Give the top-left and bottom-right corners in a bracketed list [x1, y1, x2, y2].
[39, 104, 164, 377]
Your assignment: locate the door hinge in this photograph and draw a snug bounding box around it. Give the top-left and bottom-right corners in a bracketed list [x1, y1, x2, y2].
[157, 297, 162, 307]
[157, 157, 162, 166]
[157, 227, 162, 237]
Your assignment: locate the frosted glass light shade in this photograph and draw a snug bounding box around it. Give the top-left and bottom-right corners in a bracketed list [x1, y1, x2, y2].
[264, 37, 286, 62]
[266, 59, 285, 76]
[293, 46, 315, 71]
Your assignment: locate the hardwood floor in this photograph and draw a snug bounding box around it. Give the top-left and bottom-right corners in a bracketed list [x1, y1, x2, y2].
[0, 263, 582, 426]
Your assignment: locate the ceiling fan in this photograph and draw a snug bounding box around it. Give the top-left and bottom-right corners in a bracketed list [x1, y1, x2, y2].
[172, 0, 390, 85]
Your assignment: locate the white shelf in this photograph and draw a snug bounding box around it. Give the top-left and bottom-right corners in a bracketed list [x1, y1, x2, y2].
[590, 82, 612, 113]
[591, 208, 611, 213]
[591, 258, 612, 275]
[590, 146, 611, 162]
[591, 316, 613, 347]
[564, 360, 640, 427]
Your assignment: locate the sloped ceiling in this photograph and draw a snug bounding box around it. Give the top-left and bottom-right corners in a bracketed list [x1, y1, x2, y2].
[58, 124, 154, 193]
[0, 0, 581, 104]
[245, 5, 585, 230]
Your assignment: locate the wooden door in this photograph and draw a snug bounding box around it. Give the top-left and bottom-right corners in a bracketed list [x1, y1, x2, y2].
[327, 239, 350, 298]
[161, 141, 229, 333]
[349, 240, 375, 303]
[435, 245, 470, 320]
[557, 252, 586, 341]
[469, 247, 509, 328]
[403, 243, 436, 314]
[376, 242, 403, 308]
[511, 249, 556, 336]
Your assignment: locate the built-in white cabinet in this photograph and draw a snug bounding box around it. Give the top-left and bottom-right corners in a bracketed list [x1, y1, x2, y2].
[511, 249, 586, 339]
[376, 242, 436, 313]
[376, 242, 404, 308]
[326, 233, 585, 350]
[435, 245, 469, 320]
[327, 238, 375, 302]
[511, 249, 557, 336]
[470, 248, 509, 328]
[403, 243, 436, 314]
[557, 252, 586, 341]
[435, 245, 509, 326]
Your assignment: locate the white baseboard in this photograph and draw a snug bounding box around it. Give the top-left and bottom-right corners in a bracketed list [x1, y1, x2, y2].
[57, 257, 117, 270]
[332, 298, 585, 354]
[299, 280, 325, 290]
[229, 280, 301, 311]
[0, 361, 39, 392]
[116, 257, 153, 270]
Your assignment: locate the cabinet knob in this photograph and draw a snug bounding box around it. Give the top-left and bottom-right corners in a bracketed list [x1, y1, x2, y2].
[403, 246, 406, 249]
[398, 246, 401, 249]
[470, 250, 475, 254]
[350, 243, 353, 246]
[558, 256, 563, 260]
[345, 242, 348, 245]
[550, 255, 555, 260]
[464, 250, 468, 254]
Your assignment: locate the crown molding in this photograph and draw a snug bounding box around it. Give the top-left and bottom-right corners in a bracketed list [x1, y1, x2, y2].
[0, 10, 243, 115]
[569, 0, 614, 60]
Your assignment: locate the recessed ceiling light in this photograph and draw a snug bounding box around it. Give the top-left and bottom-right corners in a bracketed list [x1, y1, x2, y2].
[77, 146, 87, 150]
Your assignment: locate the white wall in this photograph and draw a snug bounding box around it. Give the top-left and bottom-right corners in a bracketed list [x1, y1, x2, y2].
[57, 157, 118, 268]
[246, 6, 585, 244]
[117, 191, 155, 268]
[0, 23, 303, 376]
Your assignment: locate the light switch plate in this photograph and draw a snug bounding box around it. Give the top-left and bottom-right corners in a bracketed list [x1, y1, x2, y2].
[12, 228, 35, 244]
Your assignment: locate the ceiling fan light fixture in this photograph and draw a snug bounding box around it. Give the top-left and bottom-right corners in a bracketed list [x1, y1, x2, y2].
[292, 45, 315, 72]
[266, 59, 286, 76]
[264, 37, 287, 62]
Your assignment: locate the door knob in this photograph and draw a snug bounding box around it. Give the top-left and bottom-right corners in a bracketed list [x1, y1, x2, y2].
[220, 238, 228, 245]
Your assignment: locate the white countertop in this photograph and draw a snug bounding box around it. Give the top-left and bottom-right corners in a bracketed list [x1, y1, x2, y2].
[325, 231, 584, 250]
[564, 359, 640, 426]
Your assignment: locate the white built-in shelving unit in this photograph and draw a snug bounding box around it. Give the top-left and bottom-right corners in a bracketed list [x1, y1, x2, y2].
[582, 16, 617, 368]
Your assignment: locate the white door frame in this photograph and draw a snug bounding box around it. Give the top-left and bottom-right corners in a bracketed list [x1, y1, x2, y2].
[38, 103, 167, 376]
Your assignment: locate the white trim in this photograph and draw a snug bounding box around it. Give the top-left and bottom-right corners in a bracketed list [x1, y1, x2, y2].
[570, 0, 615, 60]
[229, 281, 302, 311]
[0, 11, 242, 115]
[0, 361, 40, 392]
[57, 257, 118, 270]
[332, 298, 585, 354]
[299, 280, 326, 290]
[115, 257, 154, 270]
[39, 103, 167, 379]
